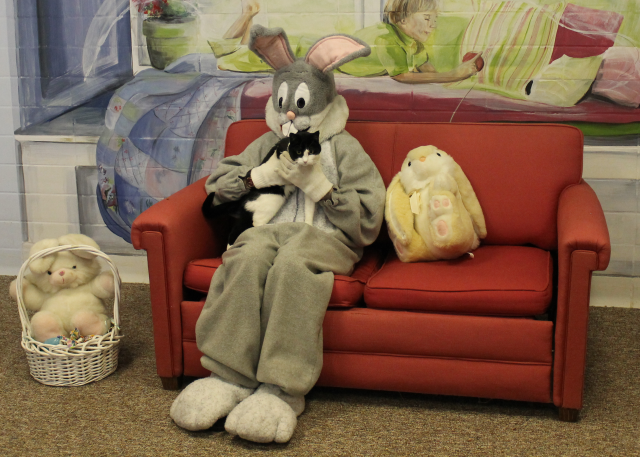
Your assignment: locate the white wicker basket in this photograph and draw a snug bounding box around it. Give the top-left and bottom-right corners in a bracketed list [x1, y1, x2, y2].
[15, 244, 123, 386]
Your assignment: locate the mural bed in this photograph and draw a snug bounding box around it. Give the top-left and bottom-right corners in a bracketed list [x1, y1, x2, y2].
[96, 1, 640, 242]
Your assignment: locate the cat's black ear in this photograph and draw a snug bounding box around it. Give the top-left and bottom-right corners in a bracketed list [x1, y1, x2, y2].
[312, 130, 320, 141]
[289, 132, 300, 145]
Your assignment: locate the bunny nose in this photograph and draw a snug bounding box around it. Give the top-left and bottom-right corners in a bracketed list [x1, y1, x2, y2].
[419, 156, 427, 162]
[286, 111, 296, 120]
[59, 271, 65, 276]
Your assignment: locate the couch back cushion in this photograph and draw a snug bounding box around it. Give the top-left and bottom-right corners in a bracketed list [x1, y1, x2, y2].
[225, 121, 583, 250]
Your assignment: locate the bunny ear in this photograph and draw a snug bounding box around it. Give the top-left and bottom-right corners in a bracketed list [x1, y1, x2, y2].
[453, 164, 487, 239]
[305, 34, 371, 73]
[58, 234, 101, 259]
[248, 25, 296, 71]
[29, 238, 60, 274]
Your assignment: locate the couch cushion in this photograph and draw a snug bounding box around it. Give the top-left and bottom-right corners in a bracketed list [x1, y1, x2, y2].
[184, 246, 383, 308]
[364, 245, 552, 316]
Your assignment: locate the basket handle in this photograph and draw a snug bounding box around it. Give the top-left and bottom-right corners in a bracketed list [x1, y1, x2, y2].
[15, 244, 122, 338]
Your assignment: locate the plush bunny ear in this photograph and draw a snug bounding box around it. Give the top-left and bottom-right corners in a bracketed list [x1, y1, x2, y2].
[385, 175, 413, 247]
[305, 34, 371, 73]
[453, 165, 487, 239]
[58, 234, 101, 259]
[248, 25, 296, 70]
[29, 238, 60, 273]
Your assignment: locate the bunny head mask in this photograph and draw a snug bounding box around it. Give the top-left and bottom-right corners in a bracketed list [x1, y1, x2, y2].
[249, 25, 370, 137]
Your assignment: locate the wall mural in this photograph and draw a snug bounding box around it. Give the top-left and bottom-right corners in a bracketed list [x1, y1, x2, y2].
[27, 0, 637, 243]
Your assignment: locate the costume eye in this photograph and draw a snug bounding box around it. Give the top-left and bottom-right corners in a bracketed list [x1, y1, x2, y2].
[277, 82, 288, 109]
[294, 83, 310, 111]
[437, 153, 441, 156]
[47, 271, 52, 275]
[72, 266, 76, 269]
[408, 162, 411, 166]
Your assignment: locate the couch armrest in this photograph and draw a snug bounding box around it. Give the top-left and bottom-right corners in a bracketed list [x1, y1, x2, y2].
[131, 177, 228, 379]
[557, 181, 611, 270]
[553, 180, 611, 411]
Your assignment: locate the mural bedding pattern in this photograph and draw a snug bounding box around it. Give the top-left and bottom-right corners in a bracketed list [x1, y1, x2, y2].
[96, 56, 263, 242]
[455, 1, 565, 99]
[452, 2, 624, 104]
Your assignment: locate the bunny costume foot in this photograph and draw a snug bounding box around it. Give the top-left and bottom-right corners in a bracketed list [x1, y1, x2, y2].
[170, 374, 254, 431]
[225, 384, 305, 443]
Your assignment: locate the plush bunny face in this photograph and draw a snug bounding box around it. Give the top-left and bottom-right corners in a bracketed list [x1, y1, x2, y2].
[400, 145, 454, 192]
[39, 251, 101, 289]
[27, 234, 103, 293]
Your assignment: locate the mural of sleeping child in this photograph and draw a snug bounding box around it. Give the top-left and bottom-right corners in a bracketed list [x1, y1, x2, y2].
[338, 0, 481, 83]
[210, 0, 480, 84]
[210, 0, 639, 108]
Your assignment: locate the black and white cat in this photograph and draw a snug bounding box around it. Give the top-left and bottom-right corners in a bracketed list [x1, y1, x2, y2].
[202, 130, 322, 246]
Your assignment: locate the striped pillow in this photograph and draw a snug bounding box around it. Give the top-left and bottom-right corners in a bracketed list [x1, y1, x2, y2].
[452, 1, 565, 99]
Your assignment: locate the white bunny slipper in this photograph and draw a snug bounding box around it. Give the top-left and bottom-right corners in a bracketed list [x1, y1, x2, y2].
[225, 383, 305, 443]
[170, 374, 254, 431]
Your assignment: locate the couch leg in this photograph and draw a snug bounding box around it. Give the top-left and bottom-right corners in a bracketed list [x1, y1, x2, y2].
[558, 407, 579, 422]
[160, 376, 181, 390]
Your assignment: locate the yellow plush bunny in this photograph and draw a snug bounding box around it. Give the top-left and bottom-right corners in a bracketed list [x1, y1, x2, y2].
[385, 145, 487, 262]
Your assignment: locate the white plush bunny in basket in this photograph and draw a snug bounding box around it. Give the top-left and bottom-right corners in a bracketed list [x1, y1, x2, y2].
[10, 234, 116, 343]
[10, 234, 123, 386]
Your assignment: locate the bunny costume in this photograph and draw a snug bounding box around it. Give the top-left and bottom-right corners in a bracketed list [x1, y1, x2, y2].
[170, 27, 385, 443]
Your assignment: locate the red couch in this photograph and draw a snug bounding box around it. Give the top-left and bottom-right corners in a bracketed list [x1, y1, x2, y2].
[131, 120, 610, 421]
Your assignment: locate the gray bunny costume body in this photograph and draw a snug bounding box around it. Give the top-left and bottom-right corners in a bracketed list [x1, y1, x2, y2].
[197, 93, 385, 395]
[171, 26, 383, 443]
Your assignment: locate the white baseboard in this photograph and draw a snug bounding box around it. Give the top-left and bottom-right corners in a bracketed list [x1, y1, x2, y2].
[108, 254, 149, 284]
[590, 275, 638, 309]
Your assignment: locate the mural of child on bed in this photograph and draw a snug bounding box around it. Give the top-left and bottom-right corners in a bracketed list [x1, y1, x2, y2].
[97, 0, 640, 243]
[212, 0, 482, 82]
[210, 0, 638, 108]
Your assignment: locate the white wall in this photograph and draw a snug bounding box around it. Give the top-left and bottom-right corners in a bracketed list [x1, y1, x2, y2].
[0, 0, 23, 274]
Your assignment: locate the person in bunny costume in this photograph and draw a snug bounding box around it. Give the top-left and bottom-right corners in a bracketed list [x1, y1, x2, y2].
[169, 26, 386, 443]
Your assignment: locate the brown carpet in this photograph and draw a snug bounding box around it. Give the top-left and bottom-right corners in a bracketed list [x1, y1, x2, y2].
[1, 274, 639, 457]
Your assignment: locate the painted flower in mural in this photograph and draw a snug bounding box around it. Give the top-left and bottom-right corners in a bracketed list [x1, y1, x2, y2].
[133, 0, 192, 19]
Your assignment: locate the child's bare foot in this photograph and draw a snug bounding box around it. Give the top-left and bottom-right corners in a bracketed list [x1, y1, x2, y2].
[224, 0, 261, 41]
[241, 0, 260, 17]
